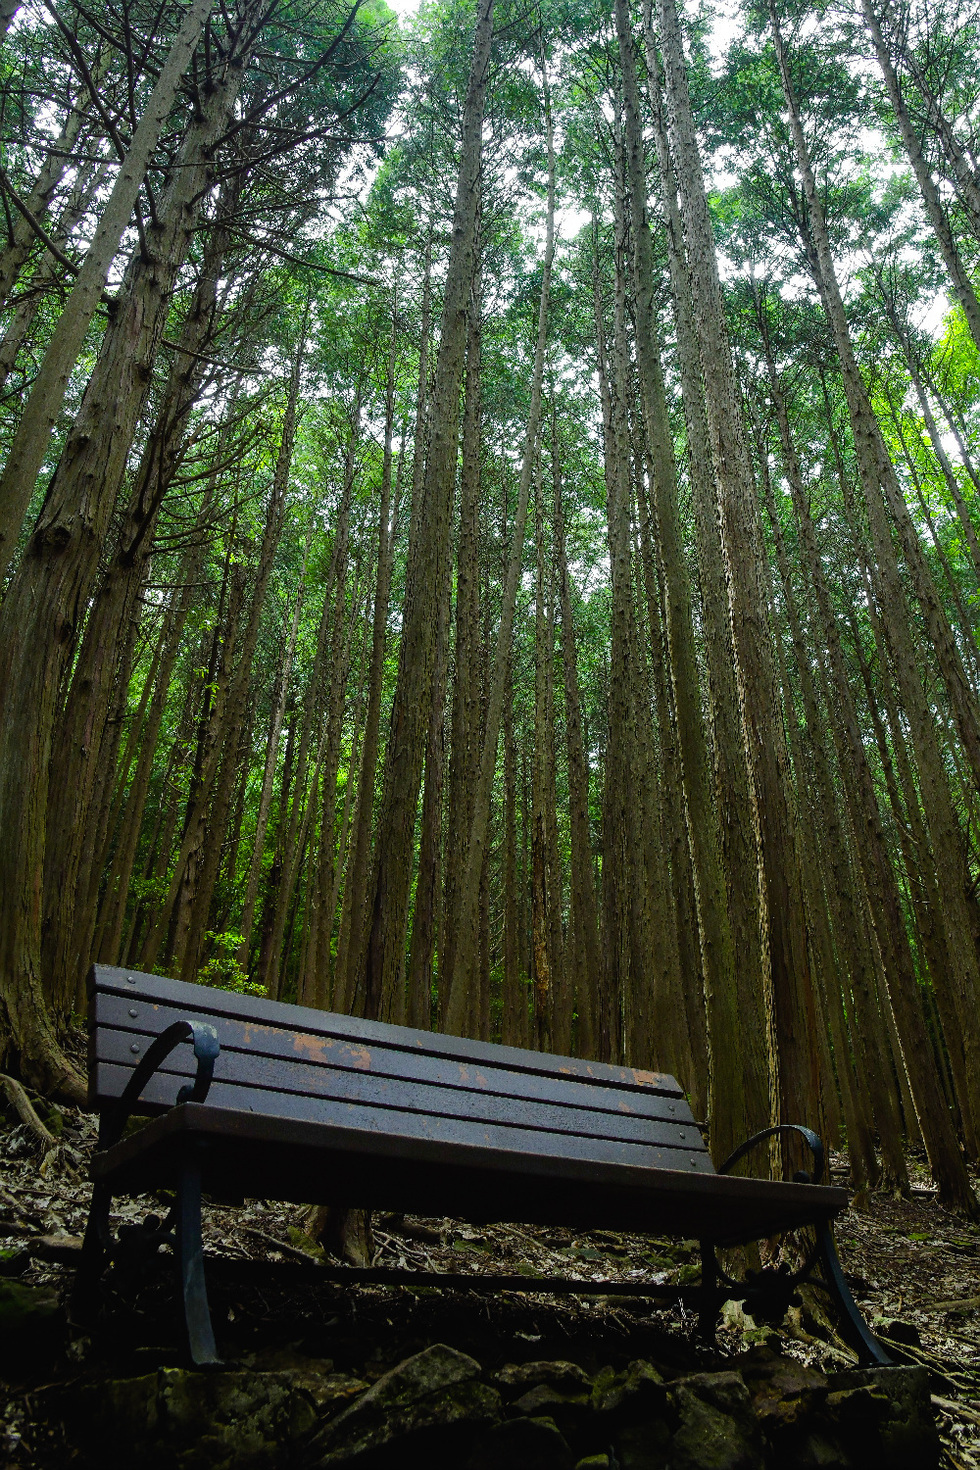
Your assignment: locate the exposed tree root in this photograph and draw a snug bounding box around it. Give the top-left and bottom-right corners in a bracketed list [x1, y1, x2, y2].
[0, 1071, 58, 1149]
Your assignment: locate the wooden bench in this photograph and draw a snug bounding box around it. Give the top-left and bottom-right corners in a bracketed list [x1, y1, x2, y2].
[78, 964, 889, 1367]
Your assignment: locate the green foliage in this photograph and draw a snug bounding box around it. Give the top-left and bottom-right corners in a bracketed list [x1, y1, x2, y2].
[198, 933, 266, 997]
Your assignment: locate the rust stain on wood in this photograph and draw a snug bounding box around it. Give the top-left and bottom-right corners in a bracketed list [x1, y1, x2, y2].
[288, 1034, 373, 1070]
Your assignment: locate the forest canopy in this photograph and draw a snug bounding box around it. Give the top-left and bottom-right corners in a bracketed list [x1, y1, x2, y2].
[2, 0, 980, 1214]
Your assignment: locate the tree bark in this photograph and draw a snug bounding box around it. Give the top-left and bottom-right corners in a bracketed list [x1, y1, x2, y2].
[655, 0, 821, 1137]
[0, 0, 219, 581]
[363, 0, 494, 1024]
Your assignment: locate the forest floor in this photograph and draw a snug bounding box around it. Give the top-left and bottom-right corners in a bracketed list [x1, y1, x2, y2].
[1, 1091, 978, 1468]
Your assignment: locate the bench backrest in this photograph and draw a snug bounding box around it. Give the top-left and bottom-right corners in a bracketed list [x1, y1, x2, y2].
[87, 964, 713, 1176]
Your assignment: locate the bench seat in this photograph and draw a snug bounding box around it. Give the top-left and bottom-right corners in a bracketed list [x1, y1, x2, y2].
[92, 1101, 847, 1245]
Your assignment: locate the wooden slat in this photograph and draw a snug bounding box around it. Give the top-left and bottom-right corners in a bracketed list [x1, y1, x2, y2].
[91, 993, 699, 1129]
[91, 1028, 707, 1152]
[92, 1104, 847, 1243]
[88, 965, 684, 1098]
[91, 1062, 714, 1173]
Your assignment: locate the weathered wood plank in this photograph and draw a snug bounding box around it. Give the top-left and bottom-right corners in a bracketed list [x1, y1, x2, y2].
[92, 1061, 713, 1171]
[91, 1030, 706, 1149]
[88, 965, 684, 1097]
[91, 997, 700, 1130]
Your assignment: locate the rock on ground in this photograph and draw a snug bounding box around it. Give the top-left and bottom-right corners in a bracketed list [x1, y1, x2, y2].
[31, 1345, 940, 1470]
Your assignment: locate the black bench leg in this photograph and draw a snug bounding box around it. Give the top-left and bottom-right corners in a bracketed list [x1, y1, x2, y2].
[814, 1221, 891, 1366]
[72, 1181, 112, 1318]
[177, 1148, 221, 1367]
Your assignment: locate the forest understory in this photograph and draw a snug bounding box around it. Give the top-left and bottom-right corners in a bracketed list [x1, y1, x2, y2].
[0, 1086, 978, 1468]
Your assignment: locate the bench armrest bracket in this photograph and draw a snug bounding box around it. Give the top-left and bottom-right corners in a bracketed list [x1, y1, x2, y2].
[717, 1122, 824, 1185]
[100, 1021, 220, 1149]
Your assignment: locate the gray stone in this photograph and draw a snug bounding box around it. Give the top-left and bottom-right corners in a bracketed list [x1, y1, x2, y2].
[737, 1352, 848, 1466]
[465, 1415, 574, 1470]
[511, 1382, 591, 1432]
[306, 1342, 500, 1466]
[498, 1361, 592, 1397]
[740, 1352, 834, 1434]
[673, 1370, 755, 1426]
[826, 1366, 938, 1470]
[68, 1368, 317, 1469]
[591, 1360, 667, 1421]
[670, 1374, 765, 1470]
[241, 1350, 367, 1413]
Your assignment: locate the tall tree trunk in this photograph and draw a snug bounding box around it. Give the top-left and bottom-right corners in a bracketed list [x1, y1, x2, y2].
[285, 400, 360, 1003]
[646, 30, 770, 1141]
[441, 49, 553, 1038]
[654, 0, 821, 1138]
[338, 319, 406, 1013]
[0, 0, 220, 579]
[43, 207, 236, 1012]
[618, 0, 750, 1161]
[363, 0, 494, 1023]
[237, 529, 311, 967]
[772, 2, 980, 801]
[0, 68, 99, 312]
[759, 434, 879, 1189]
[94, 490, 214, 966]
[552, 421, 600, 1059]
[404, 556, 450, 1026]
[441, 240, 483, 1014]
[797, 383, 975, 1207]
[861, 0, 980, 353]
[531, 454, 554, 1052]
[0, 158, 112, 398]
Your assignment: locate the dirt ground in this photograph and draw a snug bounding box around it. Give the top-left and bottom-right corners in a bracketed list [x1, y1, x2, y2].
[1, 1097, 978, 1468]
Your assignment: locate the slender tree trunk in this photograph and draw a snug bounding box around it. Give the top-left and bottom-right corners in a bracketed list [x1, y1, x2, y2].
[618, 0, 750, 1160]
[288, 402, 361, 1004]
[0, 69, 99, 313]
[0, 158, 112, 398]
[552, 421, 600, 1059]
[647, 51, 768, 1132]
[655, 0, 822, 1138]
[759, 436, 879, 1189]
[799, 388, 975, 1208]
[94, 491, 214, 965]
[531, 454, 554, 1053]
[772, 3, 980, 800]
[404, 557, 450, 1027]
[0, 0, 219, 580]
[441, 51, 554, 1037]
[861, 0, 980, 353]
[500, 648, 525, 1046]
[877, 0, 980, 235]
[237, 531, 311, 966]
[363, 0, 494, 1023]
[441, 240, 483, 1013]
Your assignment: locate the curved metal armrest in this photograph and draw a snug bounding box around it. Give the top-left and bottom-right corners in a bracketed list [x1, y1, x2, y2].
[100, 1021, 220, 1150]
[717, 1123, 824, 1185]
